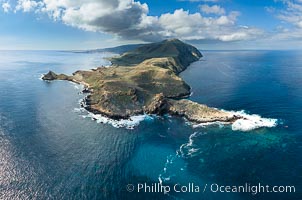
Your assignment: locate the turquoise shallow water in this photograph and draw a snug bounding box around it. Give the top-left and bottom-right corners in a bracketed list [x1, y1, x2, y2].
[0, 50, 301, 200]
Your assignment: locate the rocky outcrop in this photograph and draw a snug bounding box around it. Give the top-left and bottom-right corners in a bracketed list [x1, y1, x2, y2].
[42, 71, 69, 81]
[143, 96, 240, 123]
[42, 71, 58, 81]
[168, 99, 240, 123]
[143, 93, 170, 115]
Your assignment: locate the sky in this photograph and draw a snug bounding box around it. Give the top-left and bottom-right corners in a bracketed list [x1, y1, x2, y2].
[0, 0, 302, 50]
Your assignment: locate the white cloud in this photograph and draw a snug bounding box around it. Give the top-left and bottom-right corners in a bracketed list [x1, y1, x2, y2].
[15, 0, 43, 12]
[269, 0, 302, 39]
[156, 9, 261, 42]
[274, 0, 302, 27]
[2, 2, 10, 13]
[7, 0, 263, 43]
[199, 4, 225, 15]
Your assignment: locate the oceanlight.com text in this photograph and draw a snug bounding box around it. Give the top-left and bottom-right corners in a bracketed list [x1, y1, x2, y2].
[209, 183, 295, 195]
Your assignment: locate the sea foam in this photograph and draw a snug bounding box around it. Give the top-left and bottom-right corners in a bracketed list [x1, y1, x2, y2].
[83, 112, 154, 129]
[230, 110, 278, 132]
[193, 110, 278, 132]
[179, 132, 204, 158]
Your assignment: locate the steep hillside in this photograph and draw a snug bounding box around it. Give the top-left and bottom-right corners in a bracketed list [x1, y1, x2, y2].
[110, 39, 202, 73]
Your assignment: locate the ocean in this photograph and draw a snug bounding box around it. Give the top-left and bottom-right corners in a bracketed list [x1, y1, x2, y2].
[0, 50, 301, 200]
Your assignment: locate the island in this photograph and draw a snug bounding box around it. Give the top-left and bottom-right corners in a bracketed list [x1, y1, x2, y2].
[42, 39, 240, 124]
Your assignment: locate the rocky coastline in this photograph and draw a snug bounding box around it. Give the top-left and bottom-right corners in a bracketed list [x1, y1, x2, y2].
[42, 39, 240, 123]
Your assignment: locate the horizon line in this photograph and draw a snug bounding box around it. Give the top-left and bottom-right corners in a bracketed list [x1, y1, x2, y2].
[1, 49, 302, 51]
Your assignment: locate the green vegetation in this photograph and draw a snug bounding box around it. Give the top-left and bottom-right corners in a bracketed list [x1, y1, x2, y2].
[110, 39, 202, 74]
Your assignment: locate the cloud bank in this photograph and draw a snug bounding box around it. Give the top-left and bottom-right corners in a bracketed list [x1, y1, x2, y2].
[2, 0, 263, 43]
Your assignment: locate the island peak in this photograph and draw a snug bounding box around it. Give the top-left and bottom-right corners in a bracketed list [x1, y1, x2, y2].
[109, 39, 202, 74]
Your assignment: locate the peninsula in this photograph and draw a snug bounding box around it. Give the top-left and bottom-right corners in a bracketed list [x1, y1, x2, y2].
[42, 39, 239, 123]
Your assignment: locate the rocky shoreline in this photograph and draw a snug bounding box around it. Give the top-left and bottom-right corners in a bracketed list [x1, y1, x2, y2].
[42, 39, 241, 124]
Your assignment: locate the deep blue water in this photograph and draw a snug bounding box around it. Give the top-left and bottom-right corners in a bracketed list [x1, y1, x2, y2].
[0, 50, 301, 200]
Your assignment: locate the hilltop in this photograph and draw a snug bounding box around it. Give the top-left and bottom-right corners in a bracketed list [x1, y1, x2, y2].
[42, 39, 239, 123]
[110, 39, 202, 74]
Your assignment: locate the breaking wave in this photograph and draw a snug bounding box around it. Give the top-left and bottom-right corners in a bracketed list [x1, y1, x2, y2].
[229, 110, 278, 132]
[193, 110, 278, 132]
[82, 112, 154, 129]
[74, 103, 152, 130]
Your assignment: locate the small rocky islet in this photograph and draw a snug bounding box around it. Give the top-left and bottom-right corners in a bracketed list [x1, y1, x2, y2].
[42, 39, 240, 123]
